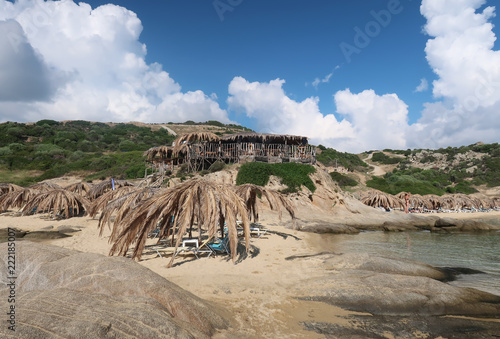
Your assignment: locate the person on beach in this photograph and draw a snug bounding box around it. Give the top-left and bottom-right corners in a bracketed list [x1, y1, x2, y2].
[404, 193, 410, 214]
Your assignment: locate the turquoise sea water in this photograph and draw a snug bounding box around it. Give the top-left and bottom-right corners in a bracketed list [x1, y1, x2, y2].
[323, 231, 500, 296]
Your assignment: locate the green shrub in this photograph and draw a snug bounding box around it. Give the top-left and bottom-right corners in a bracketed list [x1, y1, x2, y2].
[209, 161, 225, 173]
[329, 172, 358, 187]
[236, 162, 316, 193]
[316, 147, 367, 171]
[371, 152, 401, 164]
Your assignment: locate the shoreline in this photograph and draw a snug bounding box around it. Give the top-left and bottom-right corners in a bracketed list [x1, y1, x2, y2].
[1, 210, 500, 338]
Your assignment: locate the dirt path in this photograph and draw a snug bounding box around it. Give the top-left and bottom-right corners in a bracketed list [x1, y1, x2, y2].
[364, 153, 386, 176]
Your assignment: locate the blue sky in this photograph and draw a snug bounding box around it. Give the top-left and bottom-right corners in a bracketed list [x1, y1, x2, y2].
[89, 0, 435, 124]
[1, 0, 500, 152]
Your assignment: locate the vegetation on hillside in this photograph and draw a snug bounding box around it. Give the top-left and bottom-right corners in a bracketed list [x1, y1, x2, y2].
[371, 152, 401, 165]
[0, 120, 176, 185]
[329, 172, 358, 188]
[236, 162, 316, 193]
[367, 143, 500, 195]
[316, 145, 368, 171]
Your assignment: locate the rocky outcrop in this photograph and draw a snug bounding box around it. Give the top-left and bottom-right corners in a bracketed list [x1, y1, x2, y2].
[295, 253, 500, 338]
[433, 217, 499, 232]
[0, 242, 227, 338]
[294, 219, 359, 234]
[296, 253, 500, 317]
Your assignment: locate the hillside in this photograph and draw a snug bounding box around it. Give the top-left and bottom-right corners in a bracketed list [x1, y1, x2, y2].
[1, 119, 499, 199]
[0, 119, 250, 186]
[321, 142, 500, 197]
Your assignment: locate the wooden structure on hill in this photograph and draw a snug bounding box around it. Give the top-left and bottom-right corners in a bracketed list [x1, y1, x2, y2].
[143, 132, 316, 174]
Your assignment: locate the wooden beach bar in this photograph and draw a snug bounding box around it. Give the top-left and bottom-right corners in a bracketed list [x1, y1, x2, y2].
[144, 131, 316, 174]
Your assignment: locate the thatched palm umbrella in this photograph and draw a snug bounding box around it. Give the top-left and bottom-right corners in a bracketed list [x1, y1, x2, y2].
[64, 182, 93, 197]
[88, 186, 138, 218]
[108, 179, 250, 267]
[87, 179, 135, 201]
[0, 187, 42, 211]
[234, 184, 296, 223]
[0, 183, 23, 195]
[361, 190, 404, 209]
[424, 194, 442, 210]
[29, 182, 62, 191]
[492, 197, 500, 208]
[22, 189, 91, 219]
[95, 187, 162, 239]
[409, 194, 432, 210]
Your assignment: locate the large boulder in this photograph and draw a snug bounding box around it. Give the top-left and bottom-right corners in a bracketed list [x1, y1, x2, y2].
[0, 242, 228, 338]
[433, 217, 499, 232]
[297, 253, 500, 317]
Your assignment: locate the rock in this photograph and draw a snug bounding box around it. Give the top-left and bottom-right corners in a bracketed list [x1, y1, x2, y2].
[0, 228, 26, 240]
[382, 221, 418, 232]
[295, 220, 359, 234]
[433, 218, 498, 232]
[22, 230, 72, 240]
[57, 225, 83, 233]
[296, 253, 500, 317]
[323, 253, 447, 281]
[0, 242, 228, 338]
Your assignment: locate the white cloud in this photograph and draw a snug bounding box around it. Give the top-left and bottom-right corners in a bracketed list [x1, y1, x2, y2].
[414, 78, 429, 92]
[0, 0, 230, 124]
[227, 77, 408, 153]
[310, 65, 340, 89]
[407, 0, 500, 148]
[312, 72, 333, 89]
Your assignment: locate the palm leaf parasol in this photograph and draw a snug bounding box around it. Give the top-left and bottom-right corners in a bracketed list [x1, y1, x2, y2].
[22, 189, 91, 219]
[108, 178, 250, 267]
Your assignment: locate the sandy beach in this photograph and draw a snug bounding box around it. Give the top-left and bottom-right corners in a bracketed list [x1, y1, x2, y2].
[3, 206, 500, 338]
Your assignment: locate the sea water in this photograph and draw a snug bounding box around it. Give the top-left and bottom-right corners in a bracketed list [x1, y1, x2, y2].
[324, 231, 500, 296]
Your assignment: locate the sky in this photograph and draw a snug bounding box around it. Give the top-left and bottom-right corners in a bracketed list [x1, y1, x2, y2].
[0, 0, 499, 153]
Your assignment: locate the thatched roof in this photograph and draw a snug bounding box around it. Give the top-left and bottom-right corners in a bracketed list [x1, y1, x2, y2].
[172, 132, 221, 154]
[87, 180, 135, 201]
[234, 184, 296, 223]
[64, 182, 93, 197]
[221, 132, 308, 145]
[88, 186, 139, 218]
[0, 183, 23, 195]
[361, 190, 404, 209]
[143, 146, 174, 161]
[22, 189, 91, 219]
[108, 178, 251, 267]
[96, 187, 163, 239]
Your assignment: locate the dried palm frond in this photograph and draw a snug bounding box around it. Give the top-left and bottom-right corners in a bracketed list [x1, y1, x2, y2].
[29, 182, 62, 191]
[234, 184, 296, 222]
[424, 194, 442, 210]
[109, 178, 250, 267]
[408, 194, 432, 209]
[361, 190, 404, 209]
[88, 186, 138, 218]
[173, 132, 220, 145]
[143, 146, 173, 161]
[0, 183, 23, 196]
[87, 179, 135, 201]
[96, 187, 162, 238]
[21, 189, 91, 219]
[0, 188, 35, 211]
[64, 182, 93, 196]
[172, 132, 220, 154]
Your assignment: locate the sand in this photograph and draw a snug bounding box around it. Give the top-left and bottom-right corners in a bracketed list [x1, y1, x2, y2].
[2, 208, 500, 338]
